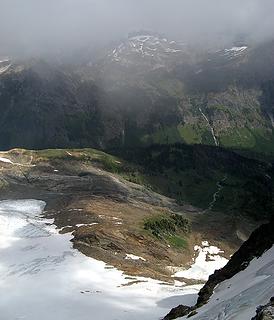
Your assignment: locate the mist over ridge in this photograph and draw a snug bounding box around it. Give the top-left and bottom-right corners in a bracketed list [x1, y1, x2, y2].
[1, 0, 274, 58]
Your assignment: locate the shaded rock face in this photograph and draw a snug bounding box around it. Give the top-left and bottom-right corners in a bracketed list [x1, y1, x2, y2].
[164, 305, 193, 320]
[0, 61, 106, 150]
[252, 298, 274, 320]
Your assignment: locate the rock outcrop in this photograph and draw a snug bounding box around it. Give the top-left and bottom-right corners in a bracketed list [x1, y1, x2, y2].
[252, 297, 274, 320]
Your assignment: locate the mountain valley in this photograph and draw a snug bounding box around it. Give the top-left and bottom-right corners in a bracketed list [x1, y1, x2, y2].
[0, 27, 274, 320]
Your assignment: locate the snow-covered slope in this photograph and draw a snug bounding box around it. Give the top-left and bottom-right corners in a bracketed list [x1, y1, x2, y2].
[0, 199, 201, 320]
[218, 46, 248, 60]
[0, 58, 11, 75]
[179, 245, 274, 319]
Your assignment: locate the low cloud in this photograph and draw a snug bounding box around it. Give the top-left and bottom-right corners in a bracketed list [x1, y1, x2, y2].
[1, 0, 274, 57]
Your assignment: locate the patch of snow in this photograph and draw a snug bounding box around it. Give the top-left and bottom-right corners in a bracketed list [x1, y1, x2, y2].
[201, 241, 209, 247]
[179, 245, 274, 319]
[0, 61, 11, 75]
[174, 242, 228, 281]
[165, 48, 182, 53]
[150, 40, 160, 45]
[0, 155, 36, 167]
[195, 69, 203, 74]
[129, 35, 152, 42]
[0, 199, 201, 320]
[59, 225, 73, 231]
[125, 254, 146, 261]
[225, 46, 247, 52]
[76, 223, 98, 227]
[0, 157, 13, 164]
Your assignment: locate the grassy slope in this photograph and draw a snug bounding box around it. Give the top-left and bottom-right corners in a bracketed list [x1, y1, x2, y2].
[136, 76, 274, 154]
[36, 145, 271, 222]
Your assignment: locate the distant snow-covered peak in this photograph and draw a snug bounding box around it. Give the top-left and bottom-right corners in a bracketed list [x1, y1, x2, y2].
[107, 33, 187, 68]
[222, 45, 248, 59]
[225, 46, 248, 52]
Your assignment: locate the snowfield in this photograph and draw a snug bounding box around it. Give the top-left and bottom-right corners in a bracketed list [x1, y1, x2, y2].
[0, 199, 201, 320]
[179, 245, 274, 319]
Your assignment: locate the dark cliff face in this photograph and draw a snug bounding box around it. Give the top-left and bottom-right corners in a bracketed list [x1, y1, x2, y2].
[164, 217, 274, 320]
[0, 61, 105, 150]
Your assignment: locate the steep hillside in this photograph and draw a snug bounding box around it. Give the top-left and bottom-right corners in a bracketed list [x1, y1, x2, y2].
[114, 144, 273, 220]
[0, 146, 271, 281]
[1, 39, 274, 155]
[0, 60, 105, 149]
[79, 38, 274, 154]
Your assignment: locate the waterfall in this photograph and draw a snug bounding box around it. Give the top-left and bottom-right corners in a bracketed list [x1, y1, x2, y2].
[199, 108, 219, 146]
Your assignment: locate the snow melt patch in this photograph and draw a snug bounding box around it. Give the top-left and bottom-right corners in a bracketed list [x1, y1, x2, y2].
[174, 242, 228, 281]
[125, 254, 146, 261]
[76, 223, 98, 227]
[0, 157, 13, 164]
[179, 245, 274, 320]
[225, 46, 247, 52]
[0, 155, 36, 167]
[0, 199, 201, 320]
